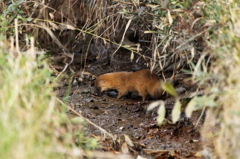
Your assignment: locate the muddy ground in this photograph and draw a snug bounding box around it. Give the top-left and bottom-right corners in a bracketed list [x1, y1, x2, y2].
[54, 50, 204, 159]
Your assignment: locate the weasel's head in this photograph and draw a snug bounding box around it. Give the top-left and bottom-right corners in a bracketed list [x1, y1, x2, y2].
[94, 77, 109, 96]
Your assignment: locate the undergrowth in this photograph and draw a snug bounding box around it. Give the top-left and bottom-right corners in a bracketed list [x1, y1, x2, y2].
[201, 0, 240, 158]
[0, 39, 100, 158]
[0, 18, 98, 159]
[2, 0, 240, 158]
[0, 43, 75, 158]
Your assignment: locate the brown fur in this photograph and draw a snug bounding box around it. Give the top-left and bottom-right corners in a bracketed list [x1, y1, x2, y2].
[95, 69, 163, 101]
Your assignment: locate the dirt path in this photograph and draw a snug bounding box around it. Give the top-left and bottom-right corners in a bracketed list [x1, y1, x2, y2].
[56, 70, 203, 158]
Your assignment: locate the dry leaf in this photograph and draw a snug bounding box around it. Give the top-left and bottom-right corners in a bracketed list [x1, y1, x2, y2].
[121, 142, 129, 154]
[137, 155, 147, 159]
[49, 21, 59, 30]
[49, 12, 54, 19]
[124, 134, 134, 147]
[195, 151, 203, 157]
[167, 9, 173, 25]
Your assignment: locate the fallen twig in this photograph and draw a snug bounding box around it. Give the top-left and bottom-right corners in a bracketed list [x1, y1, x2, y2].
[56, 98, 115, 140]
[194, 106, 206, 128]
[55, 53, 74, 80]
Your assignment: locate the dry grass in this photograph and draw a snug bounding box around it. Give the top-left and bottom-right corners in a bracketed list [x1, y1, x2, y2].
[3, 0, 209, 76]
[0, 39, 80, 158]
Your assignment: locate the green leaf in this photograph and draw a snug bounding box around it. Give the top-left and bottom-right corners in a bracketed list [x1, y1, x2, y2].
[71, 117, 85, 124]
[172, 99, 181, 123]
[18, 0, 25, 5]
[17, 15, 23, 19]
[161, 82, 177, 97]
[147, 100, 164, 111]
[185, 98, 196, 118]
[130, 51, 134, 62]
[185, 95, 216, 118]
[62, 96, 70, 102]
[26, 17, 33, 22]
[194, 95, 216, 109]
[157, 104, 166, 125]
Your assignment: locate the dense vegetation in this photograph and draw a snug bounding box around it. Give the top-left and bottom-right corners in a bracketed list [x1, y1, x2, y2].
[0, 0, 240, 158]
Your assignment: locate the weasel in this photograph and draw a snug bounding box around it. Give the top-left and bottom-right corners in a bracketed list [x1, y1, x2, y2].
[94, 69, 163, 101]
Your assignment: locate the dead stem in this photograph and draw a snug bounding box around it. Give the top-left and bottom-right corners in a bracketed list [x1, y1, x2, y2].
[55, 53, 74, 80]
[111, 18, 132, 60]
[56, 98, 115, 141]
